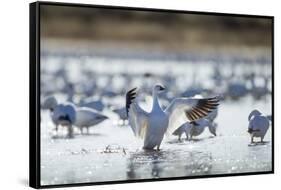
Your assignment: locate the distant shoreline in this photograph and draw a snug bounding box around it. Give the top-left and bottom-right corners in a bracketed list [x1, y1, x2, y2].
[41, 38, 271, 63]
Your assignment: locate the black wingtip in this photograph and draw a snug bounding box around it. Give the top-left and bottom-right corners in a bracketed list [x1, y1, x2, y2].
[126, 87, 137, 117]
[185, 96, 220, 121]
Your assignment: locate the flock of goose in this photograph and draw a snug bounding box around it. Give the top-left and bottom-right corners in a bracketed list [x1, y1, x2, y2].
[40, 51, 272, 150]
[42, 83, 271, 150]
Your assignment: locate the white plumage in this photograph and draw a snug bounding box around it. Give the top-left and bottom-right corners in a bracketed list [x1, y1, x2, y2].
[173, 119, 217, 141]
[248, 109, 270, 143]
[43, 96, 108, 137]
[74, 107, 108, 134]
[126, 84, 220, 150]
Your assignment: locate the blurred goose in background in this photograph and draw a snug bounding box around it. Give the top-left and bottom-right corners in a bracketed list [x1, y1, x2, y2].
[211, 64, 223, 87]
[249, 74, 270, 100]
[64, 83, 75, 102]
[43, 96, 108, 137]
[223, 64, 248, 100]
[181, 72, 206, 98]
[226, 81, 248, 100]
[126, 84, 220, 150]
[248, 109, 270, 143]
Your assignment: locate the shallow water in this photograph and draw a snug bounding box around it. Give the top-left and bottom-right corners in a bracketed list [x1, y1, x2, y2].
[40, 95, 272, 185]
[40, 48, 272, 185]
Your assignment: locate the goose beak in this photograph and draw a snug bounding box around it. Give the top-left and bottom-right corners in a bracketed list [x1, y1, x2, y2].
[159, 86, 165, 91]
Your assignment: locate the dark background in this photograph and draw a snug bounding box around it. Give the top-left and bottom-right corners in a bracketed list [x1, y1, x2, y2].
[41, 5, 272, 51]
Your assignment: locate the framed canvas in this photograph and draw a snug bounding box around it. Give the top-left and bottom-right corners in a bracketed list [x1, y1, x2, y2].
[29, 1, 274, 188]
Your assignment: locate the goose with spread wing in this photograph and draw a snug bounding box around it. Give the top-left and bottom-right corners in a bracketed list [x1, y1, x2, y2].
[126, 84, 220, 150]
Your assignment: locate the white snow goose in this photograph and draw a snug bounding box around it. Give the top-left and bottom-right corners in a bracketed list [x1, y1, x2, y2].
[173, 118, 217, 141]
[248, 109, 270, 143]
[126, 84, 220, 150]
[43, 96, 108, 137]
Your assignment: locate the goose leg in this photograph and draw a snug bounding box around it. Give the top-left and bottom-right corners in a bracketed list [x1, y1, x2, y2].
[251, 136, 254, 144]
[68, 125, 74, 138]
[185, 131, 189, 141]
[156, 145, 160, 151]
[55, 125, 58, 134]
[178, 134, 182, 142]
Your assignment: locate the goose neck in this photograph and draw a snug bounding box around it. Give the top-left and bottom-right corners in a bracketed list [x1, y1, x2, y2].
[152, 91, 161, 110]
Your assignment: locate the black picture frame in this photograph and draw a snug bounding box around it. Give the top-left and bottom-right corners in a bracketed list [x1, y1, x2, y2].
[29, 1, 274, 189]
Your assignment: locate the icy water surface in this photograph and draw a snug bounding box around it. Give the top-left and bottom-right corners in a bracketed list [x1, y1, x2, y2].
[40, 96, 272, 185]
[40, 46, 272, 185]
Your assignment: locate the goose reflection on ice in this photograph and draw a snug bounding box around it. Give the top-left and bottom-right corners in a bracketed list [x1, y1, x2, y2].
[127, 150, 165, 179]
[126, 149, 213, 180]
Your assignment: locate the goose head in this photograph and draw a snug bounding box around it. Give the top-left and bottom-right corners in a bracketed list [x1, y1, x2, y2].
[54, 104, 76, 124]
[153, 84, 166, 93]
[42, 96, 58, 112]
[248, 109, 262, 121]
[208, 123, 217, 136]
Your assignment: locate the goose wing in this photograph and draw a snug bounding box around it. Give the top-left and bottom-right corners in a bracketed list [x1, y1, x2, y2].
[52, 103, 76, 124]
[75, 107, 101, 127]
[126, 88, 149, 139]
[164, 96, 220, 135]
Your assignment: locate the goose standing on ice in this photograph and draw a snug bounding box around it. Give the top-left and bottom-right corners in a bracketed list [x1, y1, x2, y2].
[74, 106, 108, 134]
[173, 119, 217, 141]
[248, 109, 270, 143]
[172, 94, 219, 141]
[126, 84, 220, 150]
[43, 96, 108, 137]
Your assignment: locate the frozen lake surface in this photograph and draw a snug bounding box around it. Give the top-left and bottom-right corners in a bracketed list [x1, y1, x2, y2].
[41, 96, 272, 185]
